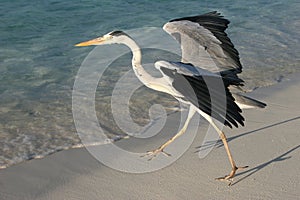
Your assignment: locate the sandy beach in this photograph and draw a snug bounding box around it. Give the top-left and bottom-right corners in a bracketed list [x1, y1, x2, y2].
[1, 74, 300, 200]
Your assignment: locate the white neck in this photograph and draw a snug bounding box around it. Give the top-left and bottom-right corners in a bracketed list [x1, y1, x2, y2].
[118, 35, 182, 97]
[121, 36, 155, 86]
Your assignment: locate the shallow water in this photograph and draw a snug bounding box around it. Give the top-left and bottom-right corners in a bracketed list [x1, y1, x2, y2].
[0, 0, 299, 168]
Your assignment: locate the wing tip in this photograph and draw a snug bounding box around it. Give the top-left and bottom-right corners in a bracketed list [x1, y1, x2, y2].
[169, 10, 229, 24]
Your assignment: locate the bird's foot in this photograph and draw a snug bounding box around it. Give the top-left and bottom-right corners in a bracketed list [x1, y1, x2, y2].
[141, 147, 171, 161]
[215, 165, 248, 186]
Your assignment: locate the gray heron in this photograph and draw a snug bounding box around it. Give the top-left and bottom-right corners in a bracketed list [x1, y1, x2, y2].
[75, 11, 266, 183]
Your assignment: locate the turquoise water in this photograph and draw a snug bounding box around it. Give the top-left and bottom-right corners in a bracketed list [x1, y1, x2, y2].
[0, 0, 299, 168]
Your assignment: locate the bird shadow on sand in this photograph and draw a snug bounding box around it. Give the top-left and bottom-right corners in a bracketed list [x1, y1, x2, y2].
[231, 144, 300, 186]
[195, 116, 300, 151]
[195, 115, 300, 186]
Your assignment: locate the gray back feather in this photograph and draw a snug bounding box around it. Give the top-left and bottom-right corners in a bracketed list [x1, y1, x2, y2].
[155, 60, 219, 77]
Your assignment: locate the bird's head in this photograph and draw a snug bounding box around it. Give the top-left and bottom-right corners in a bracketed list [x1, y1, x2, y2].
[75, 30, 128, 47]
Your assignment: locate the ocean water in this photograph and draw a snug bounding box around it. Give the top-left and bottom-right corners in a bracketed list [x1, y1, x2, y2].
[0, 0, 299, 169]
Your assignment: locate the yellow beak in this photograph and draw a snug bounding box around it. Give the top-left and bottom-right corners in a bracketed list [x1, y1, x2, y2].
[75, 37, 105, 47]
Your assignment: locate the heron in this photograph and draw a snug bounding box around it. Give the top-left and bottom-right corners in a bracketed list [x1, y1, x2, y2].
[75, 11, 266, 183]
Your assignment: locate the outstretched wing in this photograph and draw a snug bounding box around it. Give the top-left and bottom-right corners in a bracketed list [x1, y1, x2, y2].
[163, 11, 242, 74]
[155, 61, 244, 128]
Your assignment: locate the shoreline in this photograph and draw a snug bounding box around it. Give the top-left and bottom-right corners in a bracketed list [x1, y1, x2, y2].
[0, 73, 292, 171]
[1, 73, 300, 199]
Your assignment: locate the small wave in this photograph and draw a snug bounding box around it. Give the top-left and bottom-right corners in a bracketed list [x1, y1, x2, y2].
[0, 135, 130, 170]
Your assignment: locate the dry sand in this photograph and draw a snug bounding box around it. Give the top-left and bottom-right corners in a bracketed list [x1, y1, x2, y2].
[1, 74, 300, 200]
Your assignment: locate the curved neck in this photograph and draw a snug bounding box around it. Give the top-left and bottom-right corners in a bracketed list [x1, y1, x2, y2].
[122, 36, 155, 85]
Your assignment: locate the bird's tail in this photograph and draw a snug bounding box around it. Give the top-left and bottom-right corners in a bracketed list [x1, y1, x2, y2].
[233, 93, 267, 109]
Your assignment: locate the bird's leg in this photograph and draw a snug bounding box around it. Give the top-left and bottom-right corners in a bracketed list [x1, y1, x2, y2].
[215, 130, 248, 185]
[142, 107, 196, 160]
[142, 123, 188, 160]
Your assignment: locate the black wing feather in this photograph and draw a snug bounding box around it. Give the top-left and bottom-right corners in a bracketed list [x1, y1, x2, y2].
[160, 66, 244, 128]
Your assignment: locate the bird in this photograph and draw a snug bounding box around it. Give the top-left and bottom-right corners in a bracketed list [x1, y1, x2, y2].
[75, 11, 266, 184]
